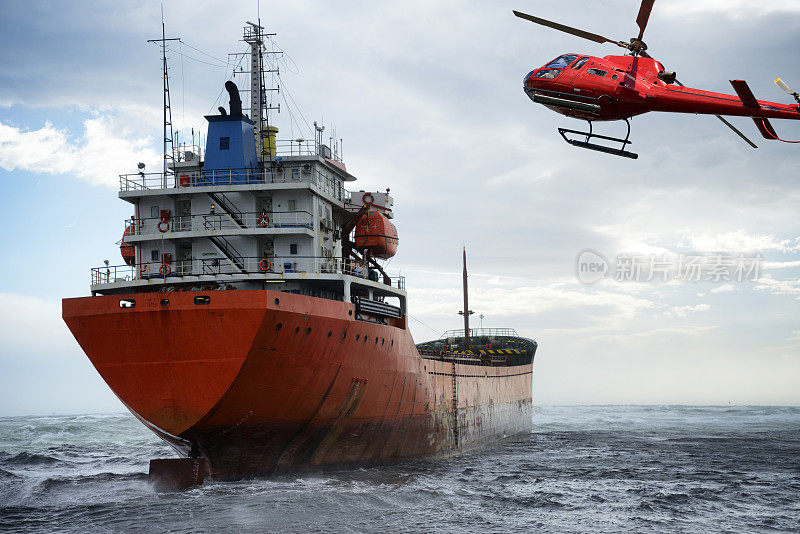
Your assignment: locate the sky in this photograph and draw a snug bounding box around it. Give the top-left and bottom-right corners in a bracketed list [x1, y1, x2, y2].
[0, 0, 799, 415]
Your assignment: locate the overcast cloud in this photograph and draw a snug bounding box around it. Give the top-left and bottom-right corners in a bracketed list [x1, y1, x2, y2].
[0, 0, 799, 414]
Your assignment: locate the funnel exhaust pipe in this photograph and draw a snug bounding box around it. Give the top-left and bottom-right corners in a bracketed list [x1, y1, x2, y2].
[224, 81, 243, 117]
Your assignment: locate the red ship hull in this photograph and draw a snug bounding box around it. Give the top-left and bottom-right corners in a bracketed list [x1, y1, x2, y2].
[63, 290, 533, 480]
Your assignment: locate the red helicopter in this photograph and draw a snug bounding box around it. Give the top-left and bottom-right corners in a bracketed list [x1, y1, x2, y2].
[514, 0, 800, 159]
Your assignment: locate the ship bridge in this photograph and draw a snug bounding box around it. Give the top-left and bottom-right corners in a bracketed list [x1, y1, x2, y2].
[91, 23, 405, 322]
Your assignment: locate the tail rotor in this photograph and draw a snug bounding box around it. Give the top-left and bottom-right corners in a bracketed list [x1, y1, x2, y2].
[775, 78, 800, 106]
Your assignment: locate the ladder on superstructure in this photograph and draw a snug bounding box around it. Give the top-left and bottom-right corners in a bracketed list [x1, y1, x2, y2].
[452, 361, 459, 448]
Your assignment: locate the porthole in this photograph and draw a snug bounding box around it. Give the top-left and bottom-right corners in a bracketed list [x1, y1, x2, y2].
[363, 336, 367, 343]
[342, 332, 347, 340]
[274, 298, 280, 305]
[391, 340, 394, 347]
[348, 310, 353, 316]
[305, 327, 312, 335]
[160, 298, 169, 307]
[294, 326, 300, 334]
[356, 334, 360, 341]
[375, 338, 378, 345]
[327, 331, 332, 338]
[381, 338, 385, 346]
[276, 323, 283, 331]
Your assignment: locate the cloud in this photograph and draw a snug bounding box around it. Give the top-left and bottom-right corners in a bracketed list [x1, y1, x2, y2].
[1, 0, 799, 408]
[677, 230, 800, 253]
[763, 260, 800, 270]
[0, 109, 161, 188]
[753, 276, 800, 299]
[710, 283, 735, 293]
[666, 303, 711, 318]
[662, 0, 800, 18]
[407, 276, 658, 337]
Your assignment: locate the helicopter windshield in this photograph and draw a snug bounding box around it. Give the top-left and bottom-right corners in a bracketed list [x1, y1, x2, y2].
[545, 54, 579, 69]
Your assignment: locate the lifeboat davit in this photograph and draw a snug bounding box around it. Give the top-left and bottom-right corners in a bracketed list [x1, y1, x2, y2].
[120, 226, 135, 266]
[354, 211, 398, 259]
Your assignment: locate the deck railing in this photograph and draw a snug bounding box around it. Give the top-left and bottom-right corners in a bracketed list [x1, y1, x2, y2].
[124, 211, 315, 236]
[119, 166, 345, 201]
[91, 256, 405, 291]
[440, 328, 520, 339]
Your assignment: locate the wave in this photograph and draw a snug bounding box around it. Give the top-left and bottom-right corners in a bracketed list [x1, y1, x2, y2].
[0, 452, 60, 466]
[36, 471, 148, 492]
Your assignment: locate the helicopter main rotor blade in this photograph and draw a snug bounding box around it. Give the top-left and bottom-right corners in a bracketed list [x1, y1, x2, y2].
[670, 78, 758, 148]
[636, 0, 656, 41]
[512, 10, 626, 48]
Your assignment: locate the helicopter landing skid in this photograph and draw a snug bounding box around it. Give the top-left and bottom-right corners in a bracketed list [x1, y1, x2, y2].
[558, 120, 638, 160]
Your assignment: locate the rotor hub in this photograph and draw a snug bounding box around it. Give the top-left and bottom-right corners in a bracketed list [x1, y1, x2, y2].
[628, 38, 648, 55]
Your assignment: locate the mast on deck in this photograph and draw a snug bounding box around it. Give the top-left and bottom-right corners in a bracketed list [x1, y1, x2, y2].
[458, 247, 474, 349]
[243, 21, 280, 164]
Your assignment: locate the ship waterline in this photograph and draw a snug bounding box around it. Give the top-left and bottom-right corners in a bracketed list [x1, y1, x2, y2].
[63, 290, 533, 479]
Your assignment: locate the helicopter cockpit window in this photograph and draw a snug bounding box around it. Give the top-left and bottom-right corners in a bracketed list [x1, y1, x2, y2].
[534, 69, 560, 80]
[587, 68, 607, 77]
[571, 57, 589, 70]
[545, 54, 579, 69]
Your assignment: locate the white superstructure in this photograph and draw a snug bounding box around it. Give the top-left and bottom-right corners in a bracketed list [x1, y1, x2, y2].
[92, 25, 405, 318]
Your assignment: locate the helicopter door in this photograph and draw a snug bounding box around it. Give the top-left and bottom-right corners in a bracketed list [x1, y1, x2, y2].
[558, 56, 589, 86]
[581, 63, 618, 95]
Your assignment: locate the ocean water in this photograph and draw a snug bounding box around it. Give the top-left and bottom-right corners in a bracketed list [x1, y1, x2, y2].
[0, 406, 798, 533]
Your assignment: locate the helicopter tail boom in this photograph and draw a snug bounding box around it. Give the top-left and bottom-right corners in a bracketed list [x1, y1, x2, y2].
[730, 79, 800, 143]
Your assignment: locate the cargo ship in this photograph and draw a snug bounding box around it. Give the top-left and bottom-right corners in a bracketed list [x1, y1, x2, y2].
[62, 22, 537, 488]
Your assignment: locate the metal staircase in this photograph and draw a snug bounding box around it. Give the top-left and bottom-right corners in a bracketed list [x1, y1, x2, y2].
[208, 192, 246, 228]
[207, 235, 246, 273]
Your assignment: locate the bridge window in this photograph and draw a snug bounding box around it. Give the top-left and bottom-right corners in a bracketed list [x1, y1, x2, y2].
[571, 57, 589, 70]
[151, 249, 159, 262]
[588, 68, 607, 77]
[290, 243, 298, 255]
[545, 54, 579, 69]
[219, 137, 230, 150]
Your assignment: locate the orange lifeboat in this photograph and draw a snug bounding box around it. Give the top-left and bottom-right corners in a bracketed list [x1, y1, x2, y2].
[354, 211, 398, 259]
[120, 226, 135, 266]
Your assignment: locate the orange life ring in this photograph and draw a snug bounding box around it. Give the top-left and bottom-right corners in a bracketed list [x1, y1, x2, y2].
[159, 263, 171, 276]
[259, 258, 272, 272]
[257, 214, 270, 227]
[362, 192, 374, 204]
[157, 220, 170, 233]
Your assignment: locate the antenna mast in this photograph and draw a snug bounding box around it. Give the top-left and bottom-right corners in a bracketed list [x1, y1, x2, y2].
[242, 21, 280, 164]
[147, 11, 180, 187]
